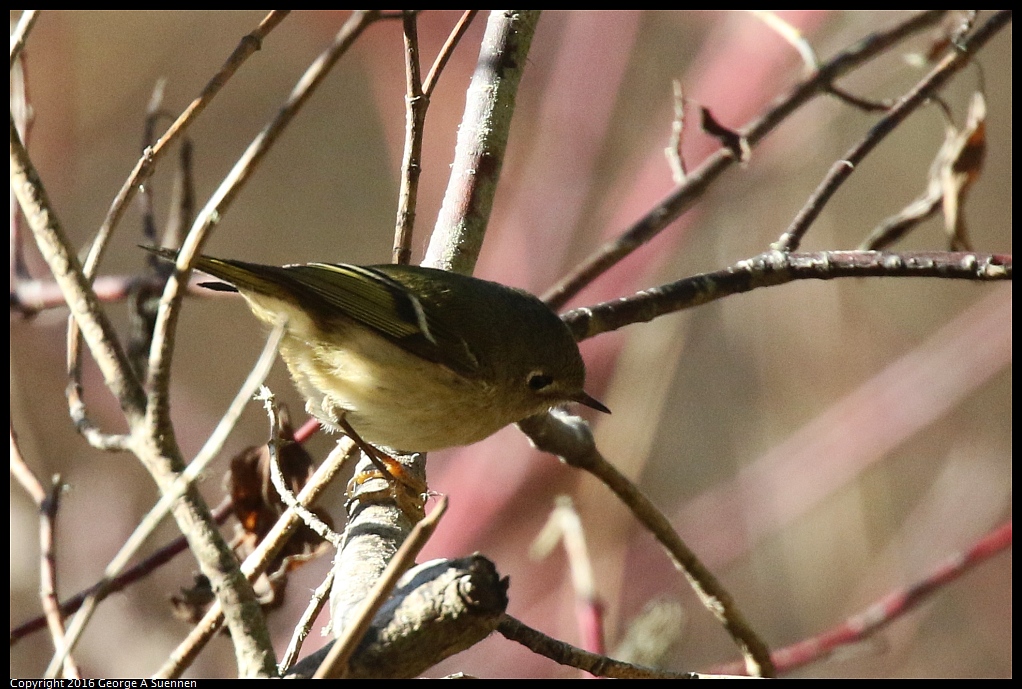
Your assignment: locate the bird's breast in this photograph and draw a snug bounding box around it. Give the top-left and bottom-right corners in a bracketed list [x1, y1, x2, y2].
[276, 325, 525, 453]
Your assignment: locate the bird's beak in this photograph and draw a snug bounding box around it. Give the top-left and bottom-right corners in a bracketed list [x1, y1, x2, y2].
[573, 390, 610, 414]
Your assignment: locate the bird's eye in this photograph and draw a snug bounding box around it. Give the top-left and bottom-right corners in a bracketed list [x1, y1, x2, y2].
[527, 372, 554, 391]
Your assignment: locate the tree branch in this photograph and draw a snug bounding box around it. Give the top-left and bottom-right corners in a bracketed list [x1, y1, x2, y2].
[424, 10, 541, 275]
[564, 250, 1011, 342]
[542, 10, 952, 309]
[519, 410, 775, 677]
[773, 10, 1012, 251]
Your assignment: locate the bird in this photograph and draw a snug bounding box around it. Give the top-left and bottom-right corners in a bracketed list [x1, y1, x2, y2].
[146, 247, 609, 456]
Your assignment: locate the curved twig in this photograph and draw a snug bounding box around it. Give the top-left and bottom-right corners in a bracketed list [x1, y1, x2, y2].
[9, 10, 41, 70]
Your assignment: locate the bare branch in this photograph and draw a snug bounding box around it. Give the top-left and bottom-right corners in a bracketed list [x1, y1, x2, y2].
[10, 38, 32, 285]
[315, 497, 448, 678]
[81, 10, 291, 284]
[713, 521, 1013, 675]
[6, 145, 282, 677]
[145, 10, 382, 435]
[424, 10, 541, 274]
[10, 416, 80, 678]
[278, 569, 334, 675]
[564, 250, 1011, 342]
[392, 11, 426, 266]
[497, 615, 700, 679]
[11, 117, 147, 422]
[542, 10, 951, 309]
[861, 92, 987, 251]
[773, 10, 1010, 251]
[61, 12, 290, 450]
[9, 10, 41, 69]
[9, 499, 233, 646]
[391, 10, 479, 266]
[49, 326, 282, 663]
[155, 439, 357, 679]
[39, 480, 78, 679]
[531, 496, 606, 666]
[518, 410, 775, 677]
[263, 388, 342, 547]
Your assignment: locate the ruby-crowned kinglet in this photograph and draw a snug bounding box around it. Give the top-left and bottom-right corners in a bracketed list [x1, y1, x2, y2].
[147, 247, 608, 453]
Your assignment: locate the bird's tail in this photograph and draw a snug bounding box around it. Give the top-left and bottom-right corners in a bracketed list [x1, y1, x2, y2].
[141, 245, 290, 296]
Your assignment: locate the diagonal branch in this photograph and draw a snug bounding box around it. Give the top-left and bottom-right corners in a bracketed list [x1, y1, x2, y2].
[13, 113, 276, 678]
[518, 410, 776, 677]
[773, 10, 1012, 251]
[155, 440, 357, 679]
[145, 10, 382, 435]
[712, 521, 1013, 675]
[542, 10, 951, 309]
[10, 117, 147, 422]
[9, 10, 41, 69]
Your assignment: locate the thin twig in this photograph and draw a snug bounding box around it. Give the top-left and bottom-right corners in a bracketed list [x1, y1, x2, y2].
[294, 417, 321, 444]
[130, 17, 383, 663]
[392, 11, 427, 266]
[64, 360, 133, 451]
[61, 12, 291, 446]
[860, 180, 944, 251]
[612, 599, 686, 669]
[262, 388, 342, 547]
[165, 136, 195, 252]
[665, 80, 688, 184]
[52, 325, 283, 663]
[9, 10, 40, 70]
[563, 250, 1011, 343]
[713, 521, 1013, 675]
[314, 496, 449, 679]
[81, 10, 290, 284]
[9, 499, 233, 645]
[497, 615, 700, 679]
[12, 274, 185, 315]
[51, 482, 272, 675]
[541, 10, 950, 309]
[10, 416, 80, 678]
[861, 91, 986, 251]
[39, 479, 81, 679]
[146, 10, 381, 432]
[422, 10, 479, 97]
[11, 117, 147, 423]
[10, 16, 34, 285]
[531, 496, 606, 667]
[391, 10, 478, 266]
[749, 10, 889, 112]
[772, 10, 1011, 252]
[518, 410, 776, 677]
[322, 14, 541, 672]
[9, 415, 45, 504]
[140, 80, 169, 248]
[751, 10, 820, 72]
[127, 84, 174, 372]
[154, 439, 357, 679]
[279, 569, 335, 675]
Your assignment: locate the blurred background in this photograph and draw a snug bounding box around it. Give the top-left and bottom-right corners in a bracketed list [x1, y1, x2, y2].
[10, 11, 1011, 678]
